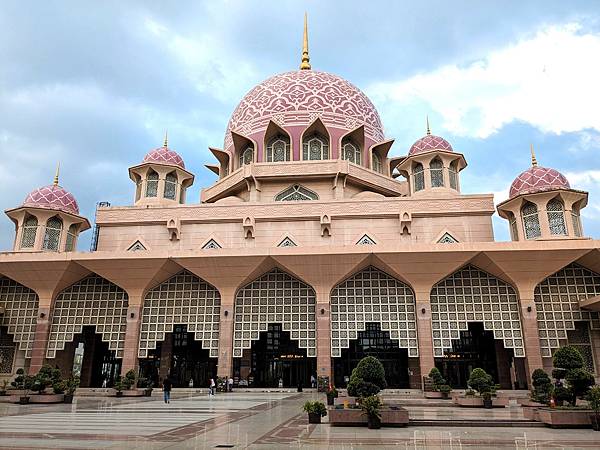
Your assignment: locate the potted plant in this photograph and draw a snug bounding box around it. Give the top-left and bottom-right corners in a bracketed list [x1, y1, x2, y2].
[326, 386, 338, 406]
[530, 369, 553, 405]
[467, 368, 494, 408]
[586, 386, 600, 431]
[12, 369, 33, 404]
[64, 376, 80, 404]
[347, 356, 387, 398]
[303, 400, 327, 424]
[123, 369, 136, 391]
[553, 385, 571, 407]
[141, 378, 154, 397]
[360, 395, 382, 429]
[439, 384, 452, 400]
[114, 377, 125, 397]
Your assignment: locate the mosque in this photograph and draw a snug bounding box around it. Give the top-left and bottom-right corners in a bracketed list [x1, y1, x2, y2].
[1, 16, 599, 390]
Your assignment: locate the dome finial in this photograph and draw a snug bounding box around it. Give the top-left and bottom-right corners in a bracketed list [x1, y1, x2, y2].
[163, 130, 168, 148]
[426, 115, 431, 135]
[300, 12, 311, 70]
[530, 143, 538, 167]
[53, 162, 60, 186]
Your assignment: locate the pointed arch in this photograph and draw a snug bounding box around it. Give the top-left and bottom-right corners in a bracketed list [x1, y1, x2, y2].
[430, 157, 444, 187]
[275, 184, 318, 201]
[264, 121, 291, 162]
[145, 169, 159, 197]
[164, 171, 178, 200]
[301, 118, 330, 161]
[522, 201, 541, 239]
[547, 197, 567, 236]
[42, 216, 63, 251]
[0, 276, 38, 358]
[20, 214, 38, 249]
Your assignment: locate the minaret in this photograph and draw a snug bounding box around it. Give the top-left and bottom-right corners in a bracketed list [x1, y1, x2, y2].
[300, 13, 311, 70]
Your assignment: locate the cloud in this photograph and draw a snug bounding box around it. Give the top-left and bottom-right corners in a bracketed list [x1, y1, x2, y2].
[368, 23, 600, 139]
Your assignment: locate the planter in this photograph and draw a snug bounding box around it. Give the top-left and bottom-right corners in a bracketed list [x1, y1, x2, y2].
[518, 399, 545, 408]
[424, 391, 443, 399]
[522, 407, 540, 421]
[116, 391, 123, 397]
[113, 389, 144, 397]
[329, 406, 409, 427]
[64, 394, 74, 404]
[308, 413, 322, 424]
[19, 396, 29, 405]
[455, 396, 483, 407]
[327, 396, 335, 406]
[537, 408, 592, 428]
[441, 392, 450, 400]
[30, 394, 64, 404]
[591, 414, 600, 431]
[144, 389, 153, 397]
[483, 398, 493, 409]
[367, 415, 381, 429]
[334, 396, 356, 407]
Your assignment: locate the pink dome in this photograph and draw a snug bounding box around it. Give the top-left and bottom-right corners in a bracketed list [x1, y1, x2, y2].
[409, 134, 453, 156]
[23, 184, 79, 215]
[509, 166, 570, 198]
[225, 70, 385, 149]
[143, 146, 185, 169]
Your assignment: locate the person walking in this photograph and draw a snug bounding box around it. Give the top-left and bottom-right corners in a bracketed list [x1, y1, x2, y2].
[228, 377, 234, 392]
[310, 375, 316, 389]
[163, 376, 172, 404]
[209, 378, 215, 396]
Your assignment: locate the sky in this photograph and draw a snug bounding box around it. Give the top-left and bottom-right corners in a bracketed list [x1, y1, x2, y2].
[1, 0, 600, 250]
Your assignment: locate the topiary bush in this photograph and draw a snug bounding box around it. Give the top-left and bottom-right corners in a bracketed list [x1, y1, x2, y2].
[123, 369, 137, 390]
[428, 367, 446, 390]
[467, 368, 494, 396]
[347, 356, 387, 397]
[565, 367, 595, 406]
[553, 346, 585, 370]
[531, 368, 553, 404]
[551, 345, 595, 406]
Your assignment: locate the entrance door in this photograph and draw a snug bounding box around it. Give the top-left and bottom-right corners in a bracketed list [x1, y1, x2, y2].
[170, 325, 216, 388]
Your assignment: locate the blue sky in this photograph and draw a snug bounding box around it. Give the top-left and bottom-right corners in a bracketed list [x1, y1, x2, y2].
[1, 0, 600, 250]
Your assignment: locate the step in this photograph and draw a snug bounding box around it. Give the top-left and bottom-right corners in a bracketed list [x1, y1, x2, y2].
[409, 419, 544, 428]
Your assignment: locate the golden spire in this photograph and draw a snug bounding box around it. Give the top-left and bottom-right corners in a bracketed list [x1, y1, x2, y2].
[300, 12, 311, 70]
[163, 130, 168, 148]
[530, 143, 538, 167]
[426, 116, 431, 135]
[53, 162, 60, 186]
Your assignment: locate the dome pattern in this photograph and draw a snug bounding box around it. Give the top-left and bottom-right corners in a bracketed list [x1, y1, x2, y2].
[143, 147, 185, 169]
[23, 185, 79, 215]
[225, 70, 385, 149]
[409, 135, 453, 156]
[509, 166, 570, 198]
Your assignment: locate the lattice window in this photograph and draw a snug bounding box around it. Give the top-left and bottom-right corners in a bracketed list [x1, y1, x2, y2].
[128, 240, 146, 251]
[342, 140, 361, 165]
[430, 158, 444, 187]
[138, 271, 221, 358]
[266, 135, 290, 162]
[430, 265, 525, 358]
[356, 234, 376, 245]
[20, 215, 38, 249]
[46, 275, 128, 358]
[0, 277, 38, 358]
[522, 202, 541, 239]
[239, 147, 254, 167]
[0, 329, 16, 374]
[202, 239, 221, 249]
[437, 233, 458, 243]
[567, 322, 595, 372]
[303, 133, 329, 160]
[372, 153, 382, 173]
[572, 208, 583, 237]
[65, 224, 77, 252]
[164, 172, 177, 200]
[145, 171, 159, 197]
[278, 237, 296, 247]
[449, 161, 458, 190]
[413, 163, 425, 192]
[547, 198, 567, 236]
[233, 268, 316, 358]
[330, 266, 418, 357]
[42, 216, 62, 252]
[275, 184, 318, 201]
[509, 213, 519, 241]
[535, 263, 600, 358]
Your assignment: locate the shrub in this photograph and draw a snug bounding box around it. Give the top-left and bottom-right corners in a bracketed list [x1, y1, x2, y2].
[467, 368, 494, 396]
[565, 367, 595, 406]
[303, 401, 327, 417]
[347, 356, 387, 397]
[122, 369, 136, 389]
[65, 376, 80, 395]
[32, 365, 62, 394]
[53, 380, 66, 394]
[531, 369, 553, 404]
[553, 385, 572, 405]
[326, 386, 338, 398]
[553, 346, 585, 370]
[586, 386, 600, 414]
[428, 367, 446, 390]
[360, 395, 382, 420]
[439, 384, 452, 394]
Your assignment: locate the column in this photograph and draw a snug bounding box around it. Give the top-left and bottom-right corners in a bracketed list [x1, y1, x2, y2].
[217, 288, 235, 378]
[518, 286, 544, 386]
[315, 288, 332, 384]
[121, 301, 143, 374]
[414, 289, 435, 389]
[29, 293, 53, 374]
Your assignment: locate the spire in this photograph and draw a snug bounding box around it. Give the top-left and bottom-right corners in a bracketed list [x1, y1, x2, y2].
[163, 130, 168, 148]
[300, 12, 311, 70]
[530, 144, 538, 167]
[53, 162, 60, 186]
[426, 116, 431, 136]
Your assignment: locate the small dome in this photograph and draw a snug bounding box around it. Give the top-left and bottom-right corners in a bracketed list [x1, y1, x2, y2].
[509, 166, 570, 198]
[143, 146, 185, 169]
[23, 184, 79, 215]
[409, 134, 453, 156]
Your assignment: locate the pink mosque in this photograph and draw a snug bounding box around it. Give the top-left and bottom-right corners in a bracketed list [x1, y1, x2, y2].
[1, 18, 599, 391]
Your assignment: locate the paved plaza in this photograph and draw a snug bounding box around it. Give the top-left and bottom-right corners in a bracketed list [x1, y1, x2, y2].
[1, 392, 599, 449]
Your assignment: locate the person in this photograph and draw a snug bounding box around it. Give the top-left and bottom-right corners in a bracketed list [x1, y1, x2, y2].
[189, 378, 194, 388]
[228, 377, 234, 392]
[162, 376, 172, 404]
[209, 378, 215, 396]
[278, 377, 283, 388]
[310, 375, 316, 389]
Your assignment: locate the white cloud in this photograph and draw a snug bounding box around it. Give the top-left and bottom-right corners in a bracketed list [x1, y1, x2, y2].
[368, 23, 600, 138]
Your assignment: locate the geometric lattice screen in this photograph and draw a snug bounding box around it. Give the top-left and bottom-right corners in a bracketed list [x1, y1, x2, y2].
[46, 275, 128, 358]
[330, 266, 418, 357]
[430, 265, 525, 358]
[535, 263, 600, 358]
[0, 277, 38, 358]
[138, 271, 221, 358]
[233, 268, 316, 358]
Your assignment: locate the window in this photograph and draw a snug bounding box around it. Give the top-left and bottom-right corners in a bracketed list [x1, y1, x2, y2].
[20, 215, 37, 249]
[128, 240, 146, 251]
[547, 198, 567, 236]
[356, 234, 376, 245]
[572, 207, 583, 237]
[522, 202, 541, 239]
[266, 135, 290, 162]
[239, 146, 254, 167]
[42, 216, 63, 251]
[413, 163, 425, 192]
[437, 233, 458, 243]
[449, 160, 458, 190]
[303, 133, 329, 160]
[145, 171, 158, 197]
[202, 239, 221, 249]
[372, 153, 382, 173]
[275, 184, 319, 201]
[508, 213, 519, 241]
[278, 237, 297, 247]
[65, 224, 77, 252]
[164, 172, 177, 200]
[430, 158, 444, 187]
[342, 139, 361, 165]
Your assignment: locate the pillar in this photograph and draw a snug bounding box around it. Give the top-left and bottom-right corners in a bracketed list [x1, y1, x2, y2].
[29, 292, 53, 374]
[315, 288, 332, 384]
[414, 289, 435, 389]
[217, 288, 235, 378]
[518, 286, 543, 385]
[121, 302, 143, 374]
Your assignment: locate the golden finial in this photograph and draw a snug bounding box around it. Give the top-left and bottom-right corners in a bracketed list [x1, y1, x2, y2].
[300, 12, 311, 70]
[530, 144, 538, 167]
[163, 130, 168, 148]
[53, 162, 60, 186]
[426, 116, 431, 135]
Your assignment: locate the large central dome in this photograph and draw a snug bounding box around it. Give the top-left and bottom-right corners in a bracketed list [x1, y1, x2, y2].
[225, 70, 385, 150]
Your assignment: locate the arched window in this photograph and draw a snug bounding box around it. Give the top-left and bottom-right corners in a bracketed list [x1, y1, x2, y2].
[239, 146, 254, 167]
[275, 184, 319, 201]
[266, 135, 290, 162]
[449, 160, 458, 190]
[413, 163, 425, 192]
[372, 153, 382, 173]
[20, 215, 38, 249]
[508, 212, 519, 241]
[522, 202, 541, 239]
[430, 158, 444, 187]
[303, 133, 329, 160]
[342, 139, 361, 165]
[145, 170, 159, 197]
[547, 198, 567, 236]
[572, 206, 583, 237]
[65, 224, 77, 252]
[164, 172, 177, 200]
[42, 216, 63, 251]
